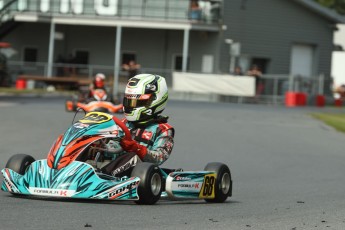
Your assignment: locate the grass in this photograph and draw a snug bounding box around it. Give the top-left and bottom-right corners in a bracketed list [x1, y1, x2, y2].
[311, 113, 345, 133]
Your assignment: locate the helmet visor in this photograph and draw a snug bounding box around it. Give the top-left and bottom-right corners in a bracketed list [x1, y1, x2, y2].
[123, 94, 153, 109]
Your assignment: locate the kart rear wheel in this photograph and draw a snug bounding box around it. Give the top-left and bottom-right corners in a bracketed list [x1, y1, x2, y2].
[204, 162, 232, 203]
[5, 154, 35, 175]
[92, 108, 109, 113]
[131, 162, 162, 205]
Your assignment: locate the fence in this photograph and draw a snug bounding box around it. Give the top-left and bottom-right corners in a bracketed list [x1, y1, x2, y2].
[3, 61, 333, 105]
[219, 74, 333, 105]
[4, 61, 174, 89]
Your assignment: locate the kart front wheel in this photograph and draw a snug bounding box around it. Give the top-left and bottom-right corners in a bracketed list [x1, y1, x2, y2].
[65, 100, 77, 112]
[204, 162, 232, 203]
[5, 154, 35, 175]
[131, 162, 162, 205]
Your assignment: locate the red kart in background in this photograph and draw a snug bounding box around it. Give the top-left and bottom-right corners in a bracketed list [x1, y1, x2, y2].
[65, 89, 123, 113]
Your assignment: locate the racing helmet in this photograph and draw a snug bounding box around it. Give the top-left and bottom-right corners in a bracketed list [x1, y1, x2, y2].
[94, 73, 106, 88]
[123, 74, 168, 122]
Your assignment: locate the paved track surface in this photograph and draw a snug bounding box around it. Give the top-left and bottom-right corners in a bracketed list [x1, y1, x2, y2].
[0, 96, 345, 230]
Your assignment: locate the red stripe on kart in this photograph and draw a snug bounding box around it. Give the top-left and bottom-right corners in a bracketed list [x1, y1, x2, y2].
[47, 134, 63, 168]
[57, 136, 103, 170]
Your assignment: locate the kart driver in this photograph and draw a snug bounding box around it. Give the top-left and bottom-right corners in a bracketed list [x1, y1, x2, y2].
[101, 74, 174, 177]
[88, 73, 106, 97]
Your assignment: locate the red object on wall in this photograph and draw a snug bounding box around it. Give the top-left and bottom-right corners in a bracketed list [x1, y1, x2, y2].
[16, 79, 26, 89]
[316, 95, 325, 107]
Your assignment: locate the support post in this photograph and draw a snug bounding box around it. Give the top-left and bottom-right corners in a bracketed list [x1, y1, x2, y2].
[47, 20, 55, 78]
[318, 74, 324, 95]
[182, 28, 190, 72]
[113, 26, 122, 98]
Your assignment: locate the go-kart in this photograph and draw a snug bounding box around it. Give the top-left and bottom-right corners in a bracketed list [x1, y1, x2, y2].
[65, 89, 123, 113]
[1, 112, 232, 204]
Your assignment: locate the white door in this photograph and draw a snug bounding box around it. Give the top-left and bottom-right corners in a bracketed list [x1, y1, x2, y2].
[290, 44, 314, 77]
[332, 51, 345, 87]
[202, 55, 214, 73]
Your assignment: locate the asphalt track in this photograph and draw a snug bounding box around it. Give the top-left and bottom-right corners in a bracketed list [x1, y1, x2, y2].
[0, 96, 345, 230]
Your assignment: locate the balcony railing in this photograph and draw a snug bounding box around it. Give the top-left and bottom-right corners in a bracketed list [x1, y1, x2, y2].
[0, 0, 223, 25]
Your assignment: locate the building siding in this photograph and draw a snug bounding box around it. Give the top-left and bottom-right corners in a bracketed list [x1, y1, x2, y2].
[221, 0, 335, 76]
[1, 0, 339, 81]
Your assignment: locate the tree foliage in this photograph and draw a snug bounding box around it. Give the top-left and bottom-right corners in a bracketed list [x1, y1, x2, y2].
[314, 0, 345, 15]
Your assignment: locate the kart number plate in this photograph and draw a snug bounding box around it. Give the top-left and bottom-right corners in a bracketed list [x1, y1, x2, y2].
[79, 112, 112, 124]
[199, 174, 216, 199]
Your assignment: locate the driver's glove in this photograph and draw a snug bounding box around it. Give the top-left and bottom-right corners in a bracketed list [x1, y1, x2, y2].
[120, 139, 147, 160]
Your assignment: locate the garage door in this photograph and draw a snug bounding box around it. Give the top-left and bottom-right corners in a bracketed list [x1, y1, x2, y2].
[290, 44, 314, 77]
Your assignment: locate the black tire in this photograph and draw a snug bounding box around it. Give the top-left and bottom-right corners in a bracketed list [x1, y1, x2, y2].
[92, 107, 109, 113]
[204, 162, 232, 203]
[5, 154, 35, 175]
[131, 162, 162, 205]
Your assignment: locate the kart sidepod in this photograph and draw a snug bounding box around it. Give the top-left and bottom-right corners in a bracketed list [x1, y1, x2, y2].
[1, 159, 140, 200]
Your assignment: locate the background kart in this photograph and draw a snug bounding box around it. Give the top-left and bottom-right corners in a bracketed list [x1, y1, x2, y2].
[65, 89, 123, 113]
[1, 112, 232, 204]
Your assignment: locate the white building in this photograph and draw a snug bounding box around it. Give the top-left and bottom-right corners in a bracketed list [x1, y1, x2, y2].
[332, 24, 345, 89]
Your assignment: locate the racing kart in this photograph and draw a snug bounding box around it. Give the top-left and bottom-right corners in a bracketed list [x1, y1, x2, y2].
[1, 112, 232, 205]
[65, 89, 123, 113]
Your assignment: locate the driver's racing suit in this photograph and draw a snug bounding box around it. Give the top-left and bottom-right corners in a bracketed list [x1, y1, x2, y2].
[101, 116, 174, 177]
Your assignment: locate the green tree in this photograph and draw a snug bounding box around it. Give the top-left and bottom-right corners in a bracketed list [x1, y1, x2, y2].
[336, 0, 345, 14]
[314, 0, 345, 15]
[316, 0, 336, 7]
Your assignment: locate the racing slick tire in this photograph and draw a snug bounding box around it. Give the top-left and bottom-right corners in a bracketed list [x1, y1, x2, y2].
[131, 162, 162, 205]
[5, 154, 35, 175]
[204, 162, 232, 203]
[92, 108, 109, 113]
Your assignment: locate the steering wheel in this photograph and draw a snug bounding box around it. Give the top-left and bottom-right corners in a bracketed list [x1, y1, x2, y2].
[112, 115, 132, 141]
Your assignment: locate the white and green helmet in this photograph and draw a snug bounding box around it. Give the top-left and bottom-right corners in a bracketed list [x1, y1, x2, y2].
[123, 74, 168, 122]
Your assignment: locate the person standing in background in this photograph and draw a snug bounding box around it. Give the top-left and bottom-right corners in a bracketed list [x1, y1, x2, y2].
[122, 60, 141, 80]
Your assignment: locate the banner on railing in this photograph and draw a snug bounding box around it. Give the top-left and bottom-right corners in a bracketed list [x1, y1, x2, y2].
[172, 72, 255, 97]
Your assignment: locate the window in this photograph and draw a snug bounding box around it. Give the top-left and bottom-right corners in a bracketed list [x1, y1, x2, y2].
[23, 47, 38, 63]
[74, 50, 89, 65]
[174, 55, 190, 71]
[251, 58, 270, 74]
[122, 53, 136, 65]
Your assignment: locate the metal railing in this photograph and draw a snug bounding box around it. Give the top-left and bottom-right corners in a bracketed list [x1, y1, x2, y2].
[3, 61, 333, 105]
[0, 0, 223, 25]
[5, 60, 174, 87]
[218, 74, 332, 105]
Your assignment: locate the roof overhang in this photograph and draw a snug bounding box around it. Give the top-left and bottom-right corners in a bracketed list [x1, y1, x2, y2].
[13, 13, 221, 32]
[293, 0, 345, 23]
